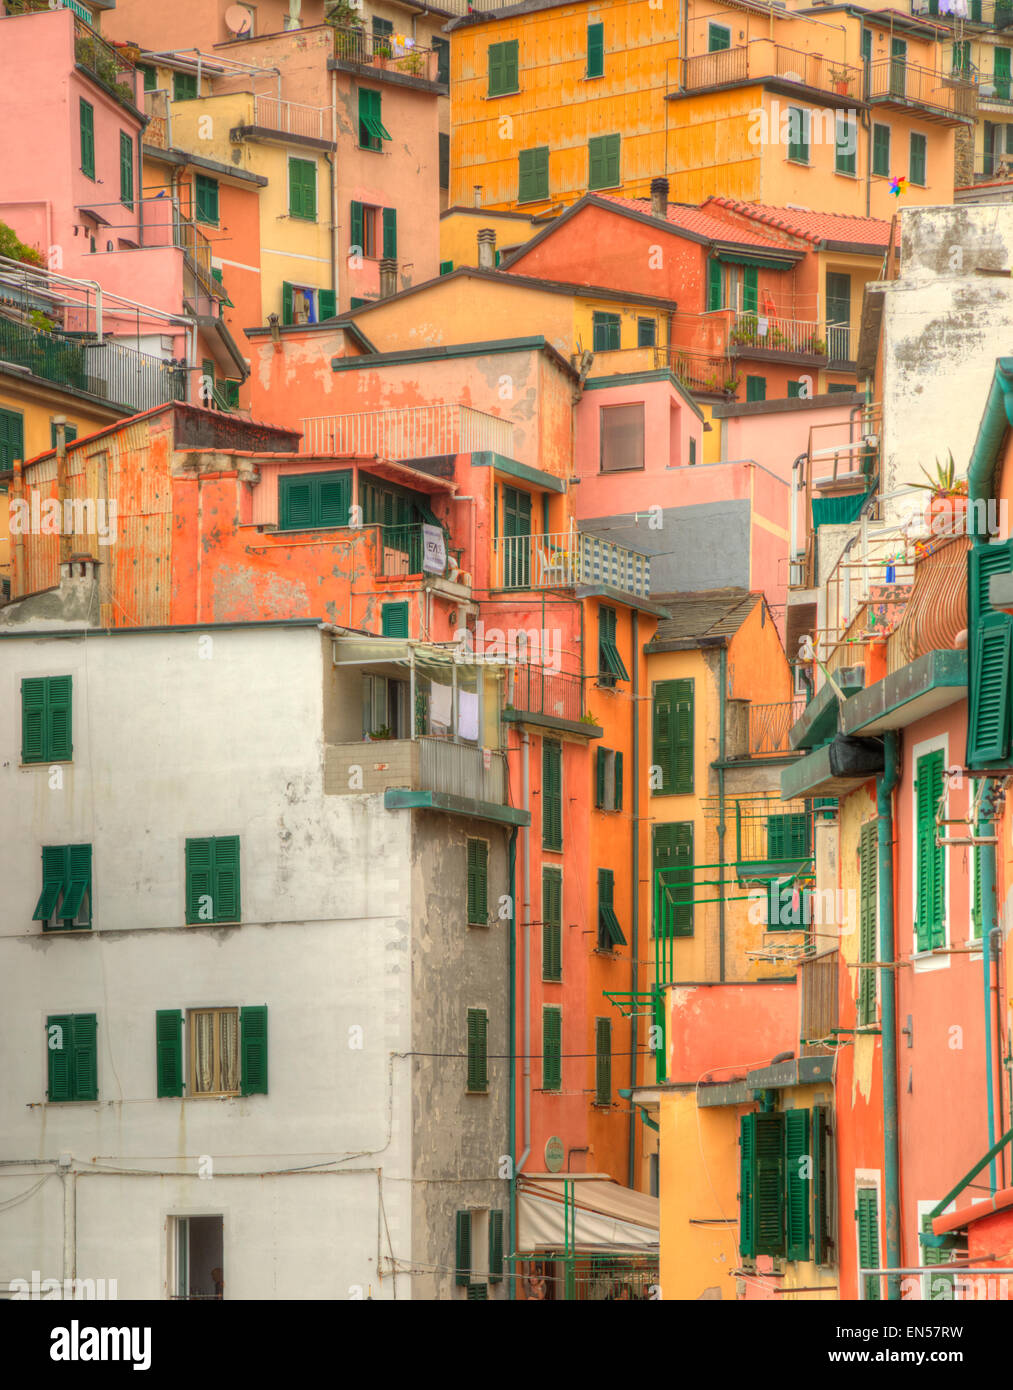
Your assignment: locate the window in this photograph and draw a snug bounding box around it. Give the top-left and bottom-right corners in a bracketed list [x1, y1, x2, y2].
[194, 174, 219, 226]
[595, 1018, 612, 1103]
[440, 260, 454, 275]
[746, 375, 766, 403]
[50, 422, 78, 448]
[381, 600, 409, 638]
[184, 835, 241, 924]
[588, 133, 620, 190]
[542, 866, 562, 981]
[518, 146, 549, 203]
[597, 868, 626, 949]
[835, 114, 856, 175]
[967, 541, 1013, 765]
[434, 35, 450, 85]
[767, 811, 811, 865]
[861, 29, 872, 63]
[466, 838, 489, 925]
[653, 822, 693, 937]
[382, 207, 397, 259]
[439, 131, 450, 189]
[120, 131, 134, 208]
[739, 1108, 818, 1262]
[288, 157, 317, 220]
[455, 1211, 472, 1286]
[652, 679, 693, 795]
[362, 672, 409, 738]
[489, 1210, 504, 1283]
[859, 820, 878, 1025]
[787, 106, 809, 163]
[220, 379, 241, 408]
[708, 22, 731, 51]
[872, 123, 890, 178]
[170, 1216, 223, 1300]
[372, 16, 394, 38]
[598, 400, 646, 475]
[488, 40, 519, 96]
[173, 71, 198, 102]
[79, 98, 95, 180]
[349, 201, 380, 258]
[21, 674, 72, 763]
[542, 1006, 561, 1090]
[996, 46, 1012, 101]
[278, 470, 351, 529]
[909, 132, 927, 187]
[915, 750, 945, 951]
[189, 1007, 239, 1094]
[466, 1007, 489, 1092]
[587, 21, 604, 78]
[788, 380, 804, 399]
[595, 746, 623, 811]
[542, 738, 562, 850]
[598, 605, 629, 683]
[592, 311, 621, 351]
[46, 1013, 97, 1102]
[33, 845, 92, 930]
[856, 1187, 881, 1299]
[181, 1004, 266, 1096]
[358, 88, 390, 150]
[952, 39, 971, 79]
[0, 407, 25, 468]
[138, 63, 157, 92]
[637, 316, 656, 347]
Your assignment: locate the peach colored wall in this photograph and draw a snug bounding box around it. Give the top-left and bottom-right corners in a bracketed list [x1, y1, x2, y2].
[666, 980, 797, 1082]
[720, 399, 859, 483]
[575, 378, 703, 516]
[103, 0, 326, 50]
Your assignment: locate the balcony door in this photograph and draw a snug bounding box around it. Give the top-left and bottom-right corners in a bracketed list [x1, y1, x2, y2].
[826, 273, 852, 362]
[502, 485, 532, 588]
[889, 37, 906, 99]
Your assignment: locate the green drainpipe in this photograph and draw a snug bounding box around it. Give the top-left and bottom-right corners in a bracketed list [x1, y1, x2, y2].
[878, 730, 901, 1299]
[507, 824, 518, 1300]
[980, 785, 999, 1193]
[628, 609, 640, 1186]
[718, 644, 727, 981]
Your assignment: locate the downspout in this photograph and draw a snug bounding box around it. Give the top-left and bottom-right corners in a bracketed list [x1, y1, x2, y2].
[518, 730, 532, 1182]
[627, 609, 640, 1187]
[324, 151, 338, 308]
[718, 642, 727, 981]
[877, 729, 901, 1298]
[981, 790, 1000, 1191]
[507, 824, 518, 1299]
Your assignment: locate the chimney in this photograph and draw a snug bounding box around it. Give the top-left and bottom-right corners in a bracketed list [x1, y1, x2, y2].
[53, 416, 72, 566]
[650, 177, 669, 219]
[477, 228, 497, 271]
[473, 185, 483, 208]
[379, 257, 398, 298]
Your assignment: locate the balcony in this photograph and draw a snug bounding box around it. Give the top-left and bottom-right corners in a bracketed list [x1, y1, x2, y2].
[245, 95, 330, 142]
[747, 699, 808, 757]
[798, 950, 839, 1057]
[325, 735, 508, 804]
[729, 311, 828, 358]
[680, 42, 862, 101]
[491, 529, 651, 598]
[329, 25, 440, 83]
[505, 664, 587, 727]
[374, 523, 462, 580]
[910, 0, 1013, 28]
[865, 58, 976, 120]
[654, 347, 735, 394]
[73, 14, 138, 110]
[301, 404, 515, 460]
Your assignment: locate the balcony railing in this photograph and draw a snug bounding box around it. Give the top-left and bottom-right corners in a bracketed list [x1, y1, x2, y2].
[505, 664, 585, 723]
[654, 347, 734, 393]
[799, 949, 839, 1057]
[73, 14, 137, 109]
[248, 95, 329, 142]
[491, 529, 651, 598]
[865, 57, 976, 118]
[730, 312, 827, 357]
[324, 736, 507, 804]
[375, 524, 461, 579]
[330, 25, 439, 82]
[301, 404, 514, 460]
[681, 43, 861, 100]
[911, 0, 1013, 27]
[747, 699, 808, 756]
[973, 152, 1013, 179]
[4, 0, 92, 18]
[0, 316, 89, 393]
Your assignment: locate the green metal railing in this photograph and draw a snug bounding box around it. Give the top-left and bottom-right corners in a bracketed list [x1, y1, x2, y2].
[0, 317, 88, 391]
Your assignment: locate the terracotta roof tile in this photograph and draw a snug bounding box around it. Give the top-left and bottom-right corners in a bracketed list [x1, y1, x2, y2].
[701, 197, 892, 248]
[597, 194, 792, 248]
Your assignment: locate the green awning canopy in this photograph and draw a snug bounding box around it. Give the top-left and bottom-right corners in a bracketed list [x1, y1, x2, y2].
[716, 251, 798, 271]
[811, 488, 873, 531]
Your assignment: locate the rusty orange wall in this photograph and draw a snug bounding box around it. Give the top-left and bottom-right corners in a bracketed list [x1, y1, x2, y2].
[666, 980, 797, 1082]
[727, 597, 791, 704]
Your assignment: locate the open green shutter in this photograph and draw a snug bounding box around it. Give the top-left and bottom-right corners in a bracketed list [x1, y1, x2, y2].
[47, 1014, 75, 1102]
[156, 1009, 184, 1098]
[318, 288, 336, 321]
[317, 472, 351, 526]
[915, 751, 944, 950]
[382, 207, 397, 259]
[967, 542, 1013, 765]
[47, 675, 72, 761]
[811, 1105, 830, 1264]
[279, 476, 313, 529]
[120, 131, 134, 208]
[80, 99, 95, 178]
[489, 1210, 504, 1282]
[707, 258, 722, 311]
[754, 1111, 786, 1256]
[59, 843, 91, 924]
[213, 835, 241, 922]
[784, 1108, 811, 1261]
[34, 845, 67, 922]
[455, 1211, 471, 1285]
[240, 1004, 268, 1095]
[72, 1013, 98, 1101]
[282, 281, 294, 325]
[614, 750, 623, 809]
[742, 265, 758, 314]
[381, 601, 409, 638]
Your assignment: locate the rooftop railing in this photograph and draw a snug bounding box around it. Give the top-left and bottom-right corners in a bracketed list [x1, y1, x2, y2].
[329, 25, 439, 82]
[301, 404, 514, 460]
[865, 56, 976, 118]
[681, 42, 862, 101]
[73, 14, 137, 108]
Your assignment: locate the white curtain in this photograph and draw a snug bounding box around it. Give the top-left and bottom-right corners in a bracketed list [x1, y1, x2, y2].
[193, 1013, 214, 1094]
[220, 1012, 239, 1093]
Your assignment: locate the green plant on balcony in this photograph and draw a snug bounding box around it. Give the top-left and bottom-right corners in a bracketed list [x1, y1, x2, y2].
[580, 711, 598, 726]
[0, 220, 43, 267]
[324, 0, 359, 21]
[723, 375, 741, 393]
[729, 313, 759, 345]
[909, 451, 967, 497]
[809, 336, 827, 355]
[767, 326, 787, 348]
[75, 33, 131, 102]
[28, 309, 55, 332]
[367, 725, 394, 740]
[395, 47, 427, 76]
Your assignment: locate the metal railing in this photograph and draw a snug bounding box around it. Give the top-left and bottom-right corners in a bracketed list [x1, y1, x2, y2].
[974, 152, 1013, 179]
[910, 0, 1013, 27]
[682, 43, 861, 100]
[418, 736, 506, 803]
[654, 347, 734, 393]
[84, 338, 187, 411]
[865, 57, 976, 117]
[506, 664, 584, 723]
[249, 95, 329, 141]
[172, 208, 215, 297]
[73, 14, 137, 108]
[329, 24, 439, 81]
[375, 524, 459, 578]
[730, 312, 826, 356]
[4, 0, 92, 17]
[301, 404, 514, 460]
[0, 316, 89, 392]
[799, 949, 839, 1056]
[491, 530, 651, 598]
[747, 699, 807, 756]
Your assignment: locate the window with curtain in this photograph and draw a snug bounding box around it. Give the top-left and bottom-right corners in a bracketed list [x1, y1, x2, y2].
[190, 1008, 240, 1095]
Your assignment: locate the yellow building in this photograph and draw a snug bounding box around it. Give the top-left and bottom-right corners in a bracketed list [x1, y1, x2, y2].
[439, 206, 542, 271]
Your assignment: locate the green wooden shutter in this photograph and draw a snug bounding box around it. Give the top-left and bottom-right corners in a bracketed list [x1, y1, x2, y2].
[289, 158, 317, 219]
[542, 739, 562, 849]
[156, 1009, 184, 1098]
[857, 1187, 881, 1299]
[921, 1212, 955, 1299]
[34, 846, 68, 924]
[119, 131, 134, 209]
[466, 1007, 488, 1091]
[350, 201, 364, 252]
[784, 1108, 811, 1261]
[440, 260, 454, 275]
[282, 281, 295, 326]
[213, 835, 241, 922]
[504, 39, 519, 90]
[434, 36, 450, 84]
[185, 837, 213, 924]
[60, 843, 92, 924]
[859, 820, 878, 1025]
[708, 22, 731, 50]
[455, 1211, 471, 1285]
[787, 106, 809, 162]
[707, 258, 722, 311]
[47, 1014, 75, 1102]
[811, 1105, 830, 1265]
[72, 1013, 98, 1101]
[488, 40, 518, 95]
[742, 265, 758, 314]
[518, 147, 549, 203]
[382, 207, 397, 259]
[80, 99, 95, 179]
[595, 1017, 611, 1104]
[318, 288, 336, 321]
[614, 751, 623, 810]
[51, 422, 78, 448]
[754, 1111, 786, 1256]
[653, 679, 695, 795]
[972, 842, 984, 940]
[588, 134, 619, 189]
[45, 675, 73, 762]
[240, 1004, 268, 1095]
[195, 175, 218, 225]
[996, 46, 1012, 100]
[746, 375, 766, 402]
[915, 751, 945, 950]
[767, 812, 810, 864]
[317, 473, 351, 526]
[968, 543, 1013, 764]
[542, 866, 562, 981]
[21, 677, 46, 763]
[836, 115, 856, 175]
[279, 476, 313, 528]
[381, 601, 409, 638]
[542, 1007, 561, 1090]
[587, 22, 604, 77]
[739, 1111, 757, 1259]
[489, 1210, 504, 1282]
[872, 124, 890, 178]
[467, 838, 488, 925]
[0, 407, 25, 469]
[909, 132, 926, 187]
[654, 822, 694, 937]
[595, 747, 607, 808]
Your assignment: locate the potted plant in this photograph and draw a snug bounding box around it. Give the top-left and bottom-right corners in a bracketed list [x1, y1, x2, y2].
[829, 66, 851, 96]
[723, 375, 741, 394]
[368, 725, 394, 741]
[910, 452, 969, 534]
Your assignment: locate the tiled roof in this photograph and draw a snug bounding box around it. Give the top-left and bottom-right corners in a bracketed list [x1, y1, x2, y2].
[598, 194, 790, 249]
[647, 588, 761, 645]
[702, 197, 892, 248]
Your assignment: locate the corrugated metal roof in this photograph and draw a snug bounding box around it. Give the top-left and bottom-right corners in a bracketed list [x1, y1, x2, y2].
[647, 588, 761, 645]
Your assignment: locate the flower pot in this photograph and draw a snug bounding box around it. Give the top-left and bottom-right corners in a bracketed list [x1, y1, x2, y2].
[928, 492, 968, 537]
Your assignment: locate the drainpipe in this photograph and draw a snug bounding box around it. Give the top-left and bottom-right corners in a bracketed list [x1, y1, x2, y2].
[517, 729, 532, 1182]
[717, 643, 728, 981]
[507, 824, 518, 1299]
[877, 729, 901, 1298]
[790, 451, 806, 589]
[324, 151, 338, 309]
[627, 609, 640, 1187]
[980, 782, 999, 1191]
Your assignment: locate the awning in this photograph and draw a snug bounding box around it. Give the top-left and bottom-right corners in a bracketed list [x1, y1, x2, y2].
[812, 488, 874, 530]
[716, 250, 799, 271]
[517, 1175, 659, 1253]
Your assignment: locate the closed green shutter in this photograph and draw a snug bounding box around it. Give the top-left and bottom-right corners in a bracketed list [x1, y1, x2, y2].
[382, 207, 397, 259]
[707, 258, 722, 311]
[440, 260, 454, 275]
[466, 1007, 488, 1091]
[768, 812, 810, 863]
[909, 132, 927, 187]
[488, 39, 519, 95]
[156, 1009, 184, 1098]
[21, 677, 46, 764]
[922, 1212, 955, 1299]
[653, 822, 693, 937]
[739, 1111, 757, 1259]
[47, 1014, 75, 1102]
[350, 201, 364, 253]
[279, 471, 351, 530]
[857, 1187, 881, 1299]
[787, 106, 809, 162]
[746, 375, 766, 402]
[915, 751, 945, 950]
[836, 115, 856, 175]
[50, 422, 78, 448]
[859, 820, 878, 1025]
[872, 124, 890, 177]
[120, 131, 134, 209]
[47, 674, 73, 762]
[754, 1110, 786, 1256]
[708, 22, 731, 50]
[455, 1211, 472, 1285]
[173, 71, 198, 101]
[194, 175, 219, 225]
[467, 838, 488, 925]
[542, 738, 562, 849]
[996, 46, 1012, 100]
[518, 146, 549, 203]
[22, 675, 73, 764]
[80, 99, 95, 179]
[185, 836, 240, 925]
[318, 475, 349, 526]
[595, 747, 607, 808]
[588, 134, 620, 189]
[0, 407, 25, 469]
[742, 265, 758, 313]
[240, 1004, 268, 1095]
[811, 1105, 830, 1265]
[542, 866, 562, 981]
[434, 36, 450, 85]
[784, 1107, 811, 1261]
[652, 679, 693, 795]
[489, 1210, 504, 1282]
[595, 1017, 611, 1104]
[213, 835, 241, 922]
[542, 1006, 561, 1090]
[587, 22, 604, 77]
[71, 1012, 98, 1101]
[185, 837, 214, 923]
[318, 288, 336, 321]
[592, 312, 621, 351]
[439, 130, 450, 189]
[381, 601, 409, 638]
[59, 843, 92, 924]
[289, 158, 317, 220]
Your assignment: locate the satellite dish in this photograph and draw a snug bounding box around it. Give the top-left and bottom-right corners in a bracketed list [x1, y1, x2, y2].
[225, 4, 252, 34]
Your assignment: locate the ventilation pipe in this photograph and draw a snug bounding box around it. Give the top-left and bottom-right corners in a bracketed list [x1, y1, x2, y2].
[378, 258, 398, 299]
[650, 177, 669, 218]
[477, 229, 497, 271]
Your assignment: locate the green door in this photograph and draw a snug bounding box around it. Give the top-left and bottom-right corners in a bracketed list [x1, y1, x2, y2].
[502, 485, 532, 588]
[826, 273, 851, 361]
[890, 37, 906, 98]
